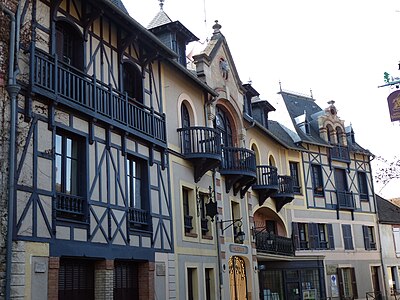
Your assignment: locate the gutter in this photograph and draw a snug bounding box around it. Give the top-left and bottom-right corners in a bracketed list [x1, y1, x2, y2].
[0, 3, 21, 299]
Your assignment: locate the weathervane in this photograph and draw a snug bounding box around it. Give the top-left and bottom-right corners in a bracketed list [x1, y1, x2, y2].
[159, 0, 165, 10]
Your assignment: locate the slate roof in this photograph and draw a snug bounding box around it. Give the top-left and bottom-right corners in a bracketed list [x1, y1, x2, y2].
[148, 9, 173, 29]
[280, 91, 328, 146]
[267, 120, 304, 150]
[280, 90, 373, 155]
[376, 195, 400, 224]
[108, 0, 128, 14]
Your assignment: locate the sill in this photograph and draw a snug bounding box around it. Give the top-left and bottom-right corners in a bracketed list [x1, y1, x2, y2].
[185, 232, 198, 238]
[56, 216, 88, 225]
[360, 197, 369, 201]
[201, 235, 213, 240]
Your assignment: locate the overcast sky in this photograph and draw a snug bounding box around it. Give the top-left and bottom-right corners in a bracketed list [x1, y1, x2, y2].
[124, 0, 400, 198]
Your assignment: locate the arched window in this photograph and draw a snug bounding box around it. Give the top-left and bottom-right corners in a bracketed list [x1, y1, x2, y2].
[181, 103, 191, 153]
[326, 125, 334, 143]
[251, 144, 260, 165]
[181, 103, 190, 128]
[55, 21, 83, 70]
[336, 126, 343, 145]
[215, 107, 233, 147]
[122, 62, 143, 102]
[269, 156, 276, 167]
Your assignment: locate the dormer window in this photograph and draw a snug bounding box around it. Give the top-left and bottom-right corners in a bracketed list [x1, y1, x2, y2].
[122, 62, 143, 102]
[55, 21, 84, 70]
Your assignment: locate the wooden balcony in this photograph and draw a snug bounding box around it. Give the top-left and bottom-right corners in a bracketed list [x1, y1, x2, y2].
[177, 127, 222, 182]
[31, 49, 166, 147]
[128, 208, 151, 231]
[220, 147, 256, 198]
[271, 175, 295, 211]
[330, 145, 350, 162]
[254, 231, 294, 256]
[56, 192, 86, 221]
[252, 165, 279, 205]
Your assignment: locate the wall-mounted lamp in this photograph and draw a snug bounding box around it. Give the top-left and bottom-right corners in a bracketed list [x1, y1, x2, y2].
[220, 218, 245, 244]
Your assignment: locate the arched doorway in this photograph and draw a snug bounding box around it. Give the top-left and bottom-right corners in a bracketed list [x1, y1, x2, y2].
[229, 256, 248, 300]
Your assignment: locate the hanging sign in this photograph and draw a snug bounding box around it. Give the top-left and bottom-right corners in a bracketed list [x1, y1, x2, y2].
[387, 90, 400, 122]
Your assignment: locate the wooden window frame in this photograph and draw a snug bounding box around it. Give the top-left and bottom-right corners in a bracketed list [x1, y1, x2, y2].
[289, 161, 301, 194]
[55, 130, 87, 222]
[363, 225, 377, 250]
[357, 172, 369, 200]
[127, 156, 150, 231]
[311, 164, 324, 196]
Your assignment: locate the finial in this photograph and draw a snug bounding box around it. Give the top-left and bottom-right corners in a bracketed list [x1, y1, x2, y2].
[327, 100, 335, 106]
[159, 0, 165, 10]
[310, 88, 313, 99]
[213, 20, 221, 34]
[279, 80, 282, 91]
[248, 78, 252, 85]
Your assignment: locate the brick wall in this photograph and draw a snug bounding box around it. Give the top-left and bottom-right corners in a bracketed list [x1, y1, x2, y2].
[95, 260, 114, 300]
[138, 262, 155, 300]
[47, 257, 59, 300]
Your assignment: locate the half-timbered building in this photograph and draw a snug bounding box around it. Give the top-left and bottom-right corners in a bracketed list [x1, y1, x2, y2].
[0, 1, 386, 299]
[0, 0, 192, 298]
[257, 90, 380, 299]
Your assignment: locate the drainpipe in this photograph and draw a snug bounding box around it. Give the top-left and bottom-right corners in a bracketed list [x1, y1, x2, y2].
[1, 3, 21, 300]
[212, 169, 223, 300]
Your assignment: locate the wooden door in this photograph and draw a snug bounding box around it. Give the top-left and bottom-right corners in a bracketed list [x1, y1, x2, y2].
[229, 256, 248, 300]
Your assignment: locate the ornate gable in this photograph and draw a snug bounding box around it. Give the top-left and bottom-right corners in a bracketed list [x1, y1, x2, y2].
[318, 100, 347, 145]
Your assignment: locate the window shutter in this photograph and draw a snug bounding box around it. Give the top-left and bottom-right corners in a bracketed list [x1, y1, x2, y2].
[342, 224, 353, 250]
[292, 222, 300, 250]
[327, 224, 335, 249]
[350, 267, 358, 299]
[363, 225, 370, 250]
[337, 269, 345, 299]
[308, 223, 319, 249]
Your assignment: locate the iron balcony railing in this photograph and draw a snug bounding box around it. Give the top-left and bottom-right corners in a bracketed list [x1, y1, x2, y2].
[128, 208, 149, 226]
[177, 127, 221, 158]
[56, 192, 86, 220]
[201, 218, 209, 234]
[184, 215, 193, 233]
[220, 147, 256, 175]
[32, 49, 166, 145]
[330, 145, 350, 162]
[254, 231, 294, 256]
[337, 190, 355, 210]
[254, 165, 279, 189]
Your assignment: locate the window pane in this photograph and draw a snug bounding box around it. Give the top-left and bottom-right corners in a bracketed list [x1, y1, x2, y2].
[56, 134, 62, 154]
[56, 154, 62, 192]
[66, 137, 72, 157]
[66, 158, 72, 194]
